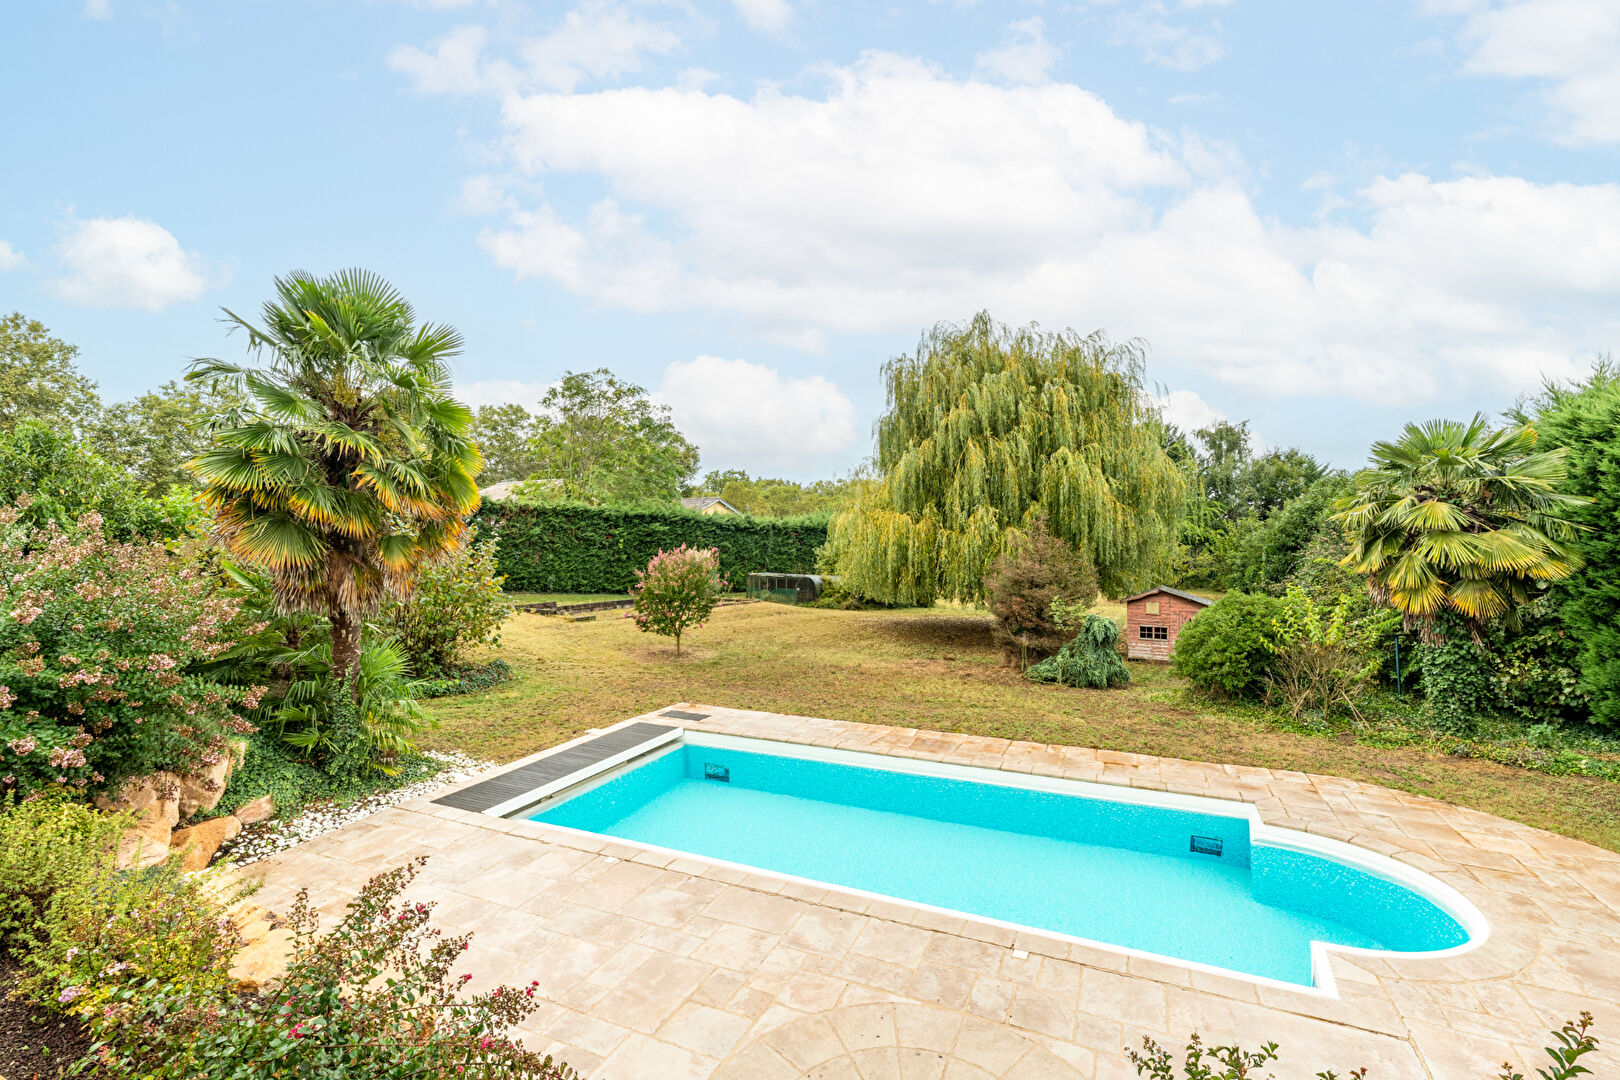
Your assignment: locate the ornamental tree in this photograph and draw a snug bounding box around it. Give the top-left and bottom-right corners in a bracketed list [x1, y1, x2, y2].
[631, 546, 725, 655]
[824, 313, 1187, 605]
[0, 502, 262, 798]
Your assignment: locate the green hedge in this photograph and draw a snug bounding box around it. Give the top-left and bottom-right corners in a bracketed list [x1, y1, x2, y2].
[473, 502, 828, 594]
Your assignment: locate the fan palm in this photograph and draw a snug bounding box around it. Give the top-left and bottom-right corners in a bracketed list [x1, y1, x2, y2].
[187, 269, 481, 682]
[1333, 414, 1587, 641]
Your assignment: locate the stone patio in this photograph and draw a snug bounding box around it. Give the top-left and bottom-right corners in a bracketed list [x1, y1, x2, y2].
[242, 705, 1620, 1080]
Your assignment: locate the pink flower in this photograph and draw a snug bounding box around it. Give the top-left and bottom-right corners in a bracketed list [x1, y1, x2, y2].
[6, 737, 36, 756]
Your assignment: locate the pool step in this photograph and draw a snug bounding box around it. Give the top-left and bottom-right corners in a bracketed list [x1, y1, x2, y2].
[433, 722, 680, 815]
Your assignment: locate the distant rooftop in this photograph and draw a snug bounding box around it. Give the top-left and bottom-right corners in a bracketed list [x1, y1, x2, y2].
[681, 496, 742, 515]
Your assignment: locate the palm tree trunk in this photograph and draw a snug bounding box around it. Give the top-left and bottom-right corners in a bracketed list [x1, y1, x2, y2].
[330, 609, 362, 687]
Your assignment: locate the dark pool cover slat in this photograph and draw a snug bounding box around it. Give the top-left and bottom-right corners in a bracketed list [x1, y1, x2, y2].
[433, 722, 675, 812]
[660, 709, 711, 721]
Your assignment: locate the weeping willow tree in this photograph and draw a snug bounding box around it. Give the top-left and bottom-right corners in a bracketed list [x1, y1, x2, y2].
[825, 314, 1188, 604]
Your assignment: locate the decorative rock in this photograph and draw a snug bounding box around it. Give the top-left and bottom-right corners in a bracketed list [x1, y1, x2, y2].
[229, 927, 296, 992]
[227, 738, 249, 770]
[177, 756, 233, 819]
[234, 793, 276, 824]
[170, 815, 241, 872]
[96, 772, 180, 869]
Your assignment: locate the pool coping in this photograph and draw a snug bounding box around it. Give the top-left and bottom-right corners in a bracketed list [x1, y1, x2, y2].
[246, 703, 1620, 1079]
[489, 725, 1490, 999]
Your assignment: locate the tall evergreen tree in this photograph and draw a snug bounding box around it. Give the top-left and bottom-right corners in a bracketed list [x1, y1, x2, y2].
[1522, 363, 1620, 726]
[824, 313, 1187, 603]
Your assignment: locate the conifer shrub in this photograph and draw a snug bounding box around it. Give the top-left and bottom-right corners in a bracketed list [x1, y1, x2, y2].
[1026, 614, 1131, 689]
[984, 518, 1101, 658]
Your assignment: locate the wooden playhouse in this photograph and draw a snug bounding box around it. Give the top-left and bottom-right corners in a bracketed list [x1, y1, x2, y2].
[1124, 586, 1213, 661]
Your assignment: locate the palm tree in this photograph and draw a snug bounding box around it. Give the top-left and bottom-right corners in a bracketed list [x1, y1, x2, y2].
[1333, 414, 1587, 641]
[187, 270, 481, 682]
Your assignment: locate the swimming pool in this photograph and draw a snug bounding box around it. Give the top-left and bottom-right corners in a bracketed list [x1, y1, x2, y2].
[525, 732, 1485, 991]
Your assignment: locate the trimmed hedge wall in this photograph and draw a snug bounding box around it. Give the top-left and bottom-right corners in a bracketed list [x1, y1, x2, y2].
[473, 502, 828, 594]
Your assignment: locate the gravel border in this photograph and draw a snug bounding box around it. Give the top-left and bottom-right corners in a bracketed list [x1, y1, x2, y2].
[219, 750, 495, 866]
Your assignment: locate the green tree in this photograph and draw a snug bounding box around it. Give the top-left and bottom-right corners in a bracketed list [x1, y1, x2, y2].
[0, 312, 101, 433]
[691, 469, 852, 517]
[1333, 414, 1587, 642]
[825, 314, 1187, 604]
[0, 421, 194, 540]
[87, 379, 244, 496]
[529, 369, 699, 505]
[469, 403, 540, 485]
[1522, 362, 1620, 726]
[187, 269, 481, 683]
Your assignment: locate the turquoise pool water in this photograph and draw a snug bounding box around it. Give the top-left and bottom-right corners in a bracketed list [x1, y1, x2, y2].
[530, 738, 1471, 986]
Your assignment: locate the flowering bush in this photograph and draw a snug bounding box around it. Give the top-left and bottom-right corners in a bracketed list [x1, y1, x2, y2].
[379, 538, 509, 678]
[87, 858, 576, 1080]
[631, 545, 726, 655]
[0, 503, 263, 797]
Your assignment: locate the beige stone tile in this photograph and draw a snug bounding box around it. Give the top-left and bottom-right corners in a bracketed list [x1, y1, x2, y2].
[787, 906, 870, 956]
[852, 920, 934, 967]
[830, 1002, 900, 1052]
[694, 923, 783, 972]
[596, 1033, 716, 1080]
[1078, 969, 1167, 1031]
[1009, 986, 1076, 1041]
[909, 962, 977, 1009]
[706, 886, 813, 934]
[952, 1017, 1033, 1075]
[765, 1015, 847, 1070]
[658, 1002, 755, 1058]
[594, 952, 713, 1034]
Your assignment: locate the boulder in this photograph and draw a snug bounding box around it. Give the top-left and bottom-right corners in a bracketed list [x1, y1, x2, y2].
[234, 793, 276, 824]
[96, 772, 180, 869]
[229, 926, 296, 992]
[177, 755, 233, 819]
[170, 815, 241, 872]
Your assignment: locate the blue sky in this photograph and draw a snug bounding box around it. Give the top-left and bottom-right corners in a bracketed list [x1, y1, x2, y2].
[2, 0, 1617, 480]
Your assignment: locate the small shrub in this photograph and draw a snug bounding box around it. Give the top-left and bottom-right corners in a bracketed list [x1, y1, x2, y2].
[416, 658, 514, 698]
[1127, 1033, 1364, 1080]
[1172, 593, 1285, 700]
[378, 539, 509, 678]
[0, 794, 128, 946]
[1026, 614, 1131, 689]
[1498, 1011, 1599, 1080]
[985, 518, 1101, 658]
[1129, 1015, 1600, 1080]
[88, 858, 576, 1080]
[1266, 586, 1373, 722]
[632, 545, 726, 655]
[20, 859, 250, 1023]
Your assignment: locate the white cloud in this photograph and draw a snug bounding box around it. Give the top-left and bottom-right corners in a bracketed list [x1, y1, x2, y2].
[49, 216, 219, 311]
[1435, 0, 1620, 144]
[0, 241, 24, 271]
[1156, 389, 1223, 432]
[434, 50, 1618, 406]
[83, 0, 112, 19]
[389, 2, 680, 96]
[1111, 3, 1228, 71]
[656, 356, 858, 472]
[975, 17, 1060, 84]
[731, 0, 793, 37]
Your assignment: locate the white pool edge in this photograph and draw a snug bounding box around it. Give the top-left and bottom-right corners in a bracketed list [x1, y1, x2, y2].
[482, 727, 1492, 999]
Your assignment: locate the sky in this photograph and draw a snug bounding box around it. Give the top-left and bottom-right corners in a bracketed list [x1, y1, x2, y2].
[2, 0, 1617, 482]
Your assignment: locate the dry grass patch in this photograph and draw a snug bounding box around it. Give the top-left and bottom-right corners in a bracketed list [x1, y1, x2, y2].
[422, 601, 1620, 852]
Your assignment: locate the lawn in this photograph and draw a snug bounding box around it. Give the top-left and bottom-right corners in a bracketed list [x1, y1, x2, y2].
[423, 601, 1620, 852]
